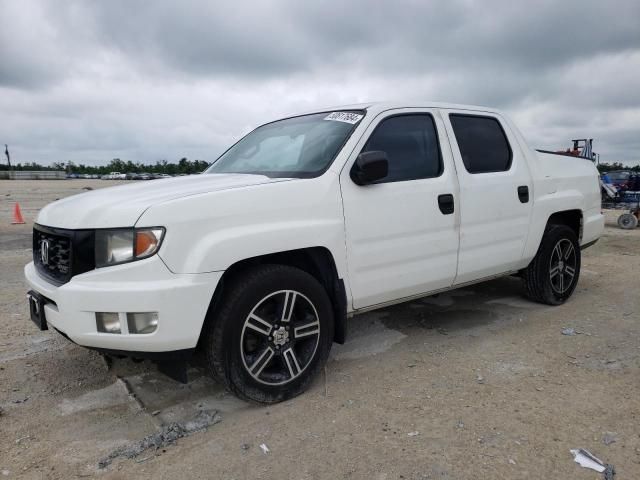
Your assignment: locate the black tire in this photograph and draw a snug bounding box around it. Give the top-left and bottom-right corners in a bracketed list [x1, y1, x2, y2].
[522, 224, 581, 305]
[617, 213, 638, 230]
[202, 264, 334, 404]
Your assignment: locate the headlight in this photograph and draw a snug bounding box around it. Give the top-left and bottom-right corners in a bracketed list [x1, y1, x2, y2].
[95, 227, 165, 268]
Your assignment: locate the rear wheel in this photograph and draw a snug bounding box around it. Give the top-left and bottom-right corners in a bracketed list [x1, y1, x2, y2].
[522, 224, 581, 305]
[617, 213, 638, 230]
[202, 265, 334, 404]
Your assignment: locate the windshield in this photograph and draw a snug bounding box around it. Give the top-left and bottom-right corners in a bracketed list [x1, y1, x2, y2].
[205, 111, 365, 178]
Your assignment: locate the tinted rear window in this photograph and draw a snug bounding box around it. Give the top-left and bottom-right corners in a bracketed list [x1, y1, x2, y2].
[449, 114, 512, 173]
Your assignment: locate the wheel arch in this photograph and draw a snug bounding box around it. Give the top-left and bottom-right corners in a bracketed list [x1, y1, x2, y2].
[521, 207, 584, 270]
[199, 247, 347, 349]
[546, 209, 583, 241]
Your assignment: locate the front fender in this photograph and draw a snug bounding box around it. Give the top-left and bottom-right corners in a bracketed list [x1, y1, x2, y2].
[165, 218, 345, 274]
[137, 176, 349, 279]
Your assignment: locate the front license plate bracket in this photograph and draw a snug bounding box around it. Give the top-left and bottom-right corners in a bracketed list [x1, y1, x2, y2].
[27, 290, 48, 331]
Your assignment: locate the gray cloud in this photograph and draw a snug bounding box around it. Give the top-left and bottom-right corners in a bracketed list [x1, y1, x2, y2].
[0, 0, 639, 165]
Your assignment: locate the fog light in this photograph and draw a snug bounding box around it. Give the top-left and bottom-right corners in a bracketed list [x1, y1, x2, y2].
[127, 312, 158, 334]
[96, 312, 121, 334]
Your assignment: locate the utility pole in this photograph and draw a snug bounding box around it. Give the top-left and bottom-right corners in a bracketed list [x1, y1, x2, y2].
[4, 144, 11, 170]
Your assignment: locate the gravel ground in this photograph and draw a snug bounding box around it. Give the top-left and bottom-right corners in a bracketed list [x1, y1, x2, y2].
[1, 179, 639, 479]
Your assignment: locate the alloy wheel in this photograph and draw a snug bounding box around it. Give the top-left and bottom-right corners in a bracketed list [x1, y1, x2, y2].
[240, 290, 320, 386]
[549, 238, 577, 294]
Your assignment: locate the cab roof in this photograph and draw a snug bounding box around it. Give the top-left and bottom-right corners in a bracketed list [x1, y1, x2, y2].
[294, 101, 501, 117]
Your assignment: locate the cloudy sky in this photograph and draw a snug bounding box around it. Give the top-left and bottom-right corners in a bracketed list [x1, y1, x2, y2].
[1, 0, 639, 167]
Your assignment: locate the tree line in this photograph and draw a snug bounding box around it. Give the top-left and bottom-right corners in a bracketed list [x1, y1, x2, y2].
[2, 158, 638, 175]
[596, 162, 639, 173]
[0, 158, 211, 175]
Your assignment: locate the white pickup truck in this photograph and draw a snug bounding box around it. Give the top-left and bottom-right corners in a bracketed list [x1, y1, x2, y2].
[102, 172, 126, 180]
[25, 102, 604, 403]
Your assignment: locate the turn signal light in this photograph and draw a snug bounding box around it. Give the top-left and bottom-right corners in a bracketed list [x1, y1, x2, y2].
[135, 230, 160, 257]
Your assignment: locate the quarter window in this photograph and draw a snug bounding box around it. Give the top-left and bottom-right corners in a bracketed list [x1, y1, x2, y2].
[449, 114, 512, 173]
[360, 114, 442, 183]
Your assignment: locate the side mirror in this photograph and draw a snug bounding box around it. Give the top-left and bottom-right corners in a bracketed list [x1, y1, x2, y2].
[350, 151, 388, 185]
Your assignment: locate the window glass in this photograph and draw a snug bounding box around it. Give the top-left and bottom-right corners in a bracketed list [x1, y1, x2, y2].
[207, 111, 364, 178]
[449, 115, 512, 173]
[361, 114, 442, 183]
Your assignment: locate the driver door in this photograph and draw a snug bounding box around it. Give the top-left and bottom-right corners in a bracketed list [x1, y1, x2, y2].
[340, 109, 460, 309]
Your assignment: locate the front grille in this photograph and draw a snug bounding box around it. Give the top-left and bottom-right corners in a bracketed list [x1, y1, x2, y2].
[34, 228, 72, 283]
[33, 225, 95, 285]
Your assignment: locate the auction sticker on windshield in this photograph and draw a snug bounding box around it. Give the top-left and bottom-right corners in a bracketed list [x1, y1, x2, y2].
[324, 112, 364, 124]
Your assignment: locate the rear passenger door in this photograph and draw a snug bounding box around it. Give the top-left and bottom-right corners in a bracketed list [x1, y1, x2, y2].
[340, 109, 460, 309]
[442, 111, 533, 284]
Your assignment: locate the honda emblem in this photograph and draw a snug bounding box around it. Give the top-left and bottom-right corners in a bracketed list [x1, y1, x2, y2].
[40, 239, 50, 265]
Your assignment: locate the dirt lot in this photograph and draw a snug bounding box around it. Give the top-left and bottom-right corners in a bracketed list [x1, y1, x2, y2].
[1, 179, 639, 479]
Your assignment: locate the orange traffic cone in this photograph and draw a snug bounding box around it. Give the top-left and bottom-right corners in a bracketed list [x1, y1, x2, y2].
[12, 203, 25, 224]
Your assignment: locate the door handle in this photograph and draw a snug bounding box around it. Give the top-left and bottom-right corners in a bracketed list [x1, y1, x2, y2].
[438, 194, 455, 215]
[518, 186, 529, 203]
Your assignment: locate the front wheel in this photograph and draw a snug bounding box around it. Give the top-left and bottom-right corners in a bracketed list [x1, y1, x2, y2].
[522, 224, 581, 305]
[202, 265, 334, 404]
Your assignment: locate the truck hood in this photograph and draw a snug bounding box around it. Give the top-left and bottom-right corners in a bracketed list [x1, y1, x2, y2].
[37, 174, 291, 229]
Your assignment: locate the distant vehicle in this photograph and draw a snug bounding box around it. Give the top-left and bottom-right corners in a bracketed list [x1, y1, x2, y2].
[65, 173, 78, 179]
[601, 170, 640, 229]
[25, 102, 604, 403]
[102, 172, 126, 180]
[151, 173, 171, 179]
[602, 170, 633, 190]
[136, 173, 152, 180]
[125, 172, 137, 180]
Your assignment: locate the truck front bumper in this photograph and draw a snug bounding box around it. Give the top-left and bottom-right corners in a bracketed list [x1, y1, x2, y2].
[24, 257, 222, 352]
